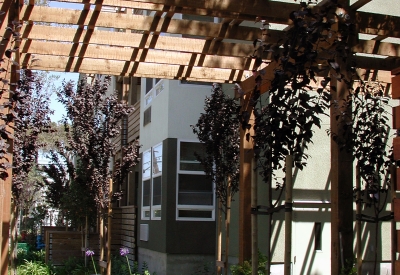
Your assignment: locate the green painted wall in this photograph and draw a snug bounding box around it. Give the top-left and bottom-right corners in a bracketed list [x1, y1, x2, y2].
[138, 138, 215, 255]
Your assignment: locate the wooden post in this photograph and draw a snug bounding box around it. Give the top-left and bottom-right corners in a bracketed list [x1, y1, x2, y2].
[391, 164, 396, 275]
[356, 165, 362, 275]
[9, 201, 17, 275]
[251, 157, 258, 275]
[284, 155, 293, 275]
[239, 92, 253, 263]
[330, 3, 355, 271]
[330, 76, 354, 275]
[391, 67, 400, 275]
[1, 1, 19, 273]
[107, 179, 112, 275]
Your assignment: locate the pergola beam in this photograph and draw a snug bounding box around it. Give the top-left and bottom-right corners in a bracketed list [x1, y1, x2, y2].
[55, 0, 296, 24]
[354, 40, 400, 58]
[20, 41, 257, 71]
[23, 53, 247, 82]
[45, 0, 400, 37]
[20, 6, 277, 42]
[350, 0, 372, 10]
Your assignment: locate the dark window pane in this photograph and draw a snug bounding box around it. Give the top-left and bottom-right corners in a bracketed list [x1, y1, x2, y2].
[178, 174, 213, 205]
[143, 180, 150, 207]
[178, 210, 212, 218]
[145, 78, 153, 94]
[180, 142, 206, 171]
[143, 107, 151, 126]
[152, 176, 162, 206]
[314, 222, 322, 251]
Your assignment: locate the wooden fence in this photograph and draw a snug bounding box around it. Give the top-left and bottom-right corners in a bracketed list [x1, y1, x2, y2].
[44, 206, 136, 266]
[112, 206, 136, 263]
[45, 231, 99, 265]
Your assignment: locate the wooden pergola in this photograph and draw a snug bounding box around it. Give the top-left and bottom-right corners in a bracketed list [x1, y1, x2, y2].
[0, 0, 400, 274]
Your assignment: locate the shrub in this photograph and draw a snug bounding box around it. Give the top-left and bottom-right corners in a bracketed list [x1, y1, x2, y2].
[54, 256, 91, 275]
[230, 251, 267, 275]
[16, 260, 54, 275]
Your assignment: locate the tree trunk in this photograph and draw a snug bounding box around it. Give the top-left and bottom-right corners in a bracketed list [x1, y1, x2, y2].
[216, 200, 222, 275]
[85, 215, 88, 267]
[107, 179, 112, 275]
[100, 207, 105, 275]
[224, 178, 232, 275]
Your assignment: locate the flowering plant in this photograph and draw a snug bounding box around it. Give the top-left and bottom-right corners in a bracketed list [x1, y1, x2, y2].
[85, 249, 98, 275]
[120, 247, 132, 275]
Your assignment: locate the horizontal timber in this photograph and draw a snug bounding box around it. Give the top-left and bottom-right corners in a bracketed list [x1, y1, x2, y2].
[20, 6, 278, 42]
[36, 0, 400, 37]
[22, 53, 246, 82]
[19, 40, 256, 70]
[17, 25, 255, 58]
[51, 0, 296, 24]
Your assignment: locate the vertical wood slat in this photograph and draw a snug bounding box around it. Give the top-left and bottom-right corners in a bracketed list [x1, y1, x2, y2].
[392, 68, 400, 275]
[393, 137, 400, 160]
[393, 106, 400, 129]
[392, 74, 400, 99]
[397, 230, 400, 253]
[393, 199, 400, 222]
[396, 167, 400, 190]
[395, 260, 400, 274]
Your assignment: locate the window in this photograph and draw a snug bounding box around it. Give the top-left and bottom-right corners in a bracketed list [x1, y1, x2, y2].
[151, 143, 162, 219]
[143, 106, 151, 126]
[177, 141, 214, 221]
[141, 143, 163, 220]
[180, 80, 212, 86]
[144, 78, 164, 106]
[314, 222, 322, 251]
[145, 78, 153, 94]
[141, 149, 151, 219]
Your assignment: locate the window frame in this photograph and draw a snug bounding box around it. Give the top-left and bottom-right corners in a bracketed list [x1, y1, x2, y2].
[151, 142, 162, 220]
[141, 149, 151, 220]
[176, 139, 215, 221]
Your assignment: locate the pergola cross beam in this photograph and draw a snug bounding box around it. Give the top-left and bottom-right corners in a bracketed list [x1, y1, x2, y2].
[1, 0, 400, 274]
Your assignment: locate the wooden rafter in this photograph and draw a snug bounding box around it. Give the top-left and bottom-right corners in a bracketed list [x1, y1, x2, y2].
[1, 0, 400, 82]
[20, 6, 280, 42]
[24, 53, 247, 82]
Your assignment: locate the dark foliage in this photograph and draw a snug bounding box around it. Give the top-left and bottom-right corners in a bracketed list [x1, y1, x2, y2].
[191, 85, 240, 208]
[330, 80, 392, 189]
[12, 70, 53, 202]
[247, 1, 353, 186]
[57, 75, 140, 208]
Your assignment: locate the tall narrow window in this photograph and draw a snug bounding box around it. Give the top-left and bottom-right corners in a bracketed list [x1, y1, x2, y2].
[151, 143, 162, 219]
[176, 140, 214, 221]
[141, 144, 163, 220]
[143, 106, 151, 126]
[314, 222, 322, 251]
[141, 149, 151, 219]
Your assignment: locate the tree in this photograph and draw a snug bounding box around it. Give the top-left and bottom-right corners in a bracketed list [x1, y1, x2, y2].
[330, 79, 392, 275]
[248, 1, 337, 272]
[192, 84, 240, 275]
[9, 69, 53, 274]
[57, 75, 140, 273]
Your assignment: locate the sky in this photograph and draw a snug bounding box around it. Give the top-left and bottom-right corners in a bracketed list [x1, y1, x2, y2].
[48, 72, 80, 123]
